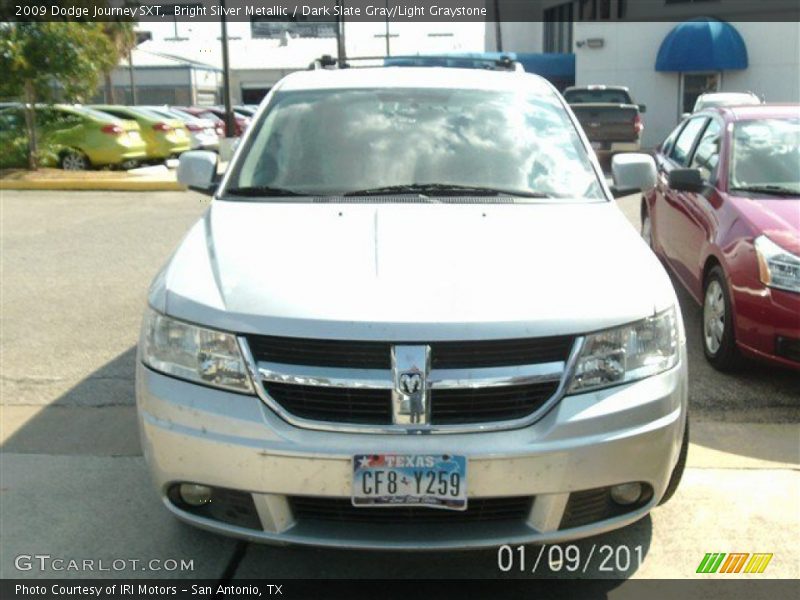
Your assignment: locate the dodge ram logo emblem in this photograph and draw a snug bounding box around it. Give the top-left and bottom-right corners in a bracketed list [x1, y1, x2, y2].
[399, 371, 423, 395]
[391, 346, 430, 427]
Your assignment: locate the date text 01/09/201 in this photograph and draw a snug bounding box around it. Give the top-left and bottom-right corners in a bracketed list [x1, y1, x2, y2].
[498, 544, 645, 574]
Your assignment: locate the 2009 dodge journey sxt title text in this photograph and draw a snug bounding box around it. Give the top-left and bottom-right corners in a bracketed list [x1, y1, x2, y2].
[136, 66, 689, 549]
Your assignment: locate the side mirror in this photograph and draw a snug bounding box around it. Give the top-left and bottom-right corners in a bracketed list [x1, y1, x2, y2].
[668, 168, 705, 193]
[611, 153, 657, 194]
[638, 104, 647, 113]
[177, 150, 218, 195]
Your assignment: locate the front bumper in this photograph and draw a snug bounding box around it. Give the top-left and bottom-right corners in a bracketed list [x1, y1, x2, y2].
[136, 353, 687, 550]
[734, 286, 800, 370]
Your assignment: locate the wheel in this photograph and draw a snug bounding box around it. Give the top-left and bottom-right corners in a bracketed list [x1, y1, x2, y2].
[60, 150, 90, 171]
[702, 266, 739, 371]
[641, 205, 653, 249]
[659, 418, 688, 505]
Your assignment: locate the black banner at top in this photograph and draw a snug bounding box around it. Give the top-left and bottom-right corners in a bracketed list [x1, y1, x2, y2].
[2, 0, 800, 22]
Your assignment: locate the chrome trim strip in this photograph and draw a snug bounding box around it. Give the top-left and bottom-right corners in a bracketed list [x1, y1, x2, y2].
[430, 362, 564, 389]
[255, 361, 564, 390]
[258, 362, 393, 389]
[239, 336, 586, 436]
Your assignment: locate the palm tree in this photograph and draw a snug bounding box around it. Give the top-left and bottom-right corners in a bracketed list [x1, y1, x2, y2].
[101, 21, 136, 104]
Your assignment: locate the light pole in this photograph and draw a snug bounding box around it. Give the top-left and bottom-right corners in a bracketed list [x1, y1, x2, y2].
[219, 0, 235, 137]
[384, 0, 391, 56]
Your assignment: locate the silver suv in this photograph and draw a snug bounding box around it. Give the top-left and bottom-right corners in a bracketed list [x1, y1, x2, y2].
[137, 67, 688, 549]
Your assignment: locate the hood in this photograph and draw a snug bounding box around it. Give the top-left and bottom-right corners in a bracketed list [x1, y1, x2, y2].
[728, 195, 800, 255]
[154, 201, 677, 340]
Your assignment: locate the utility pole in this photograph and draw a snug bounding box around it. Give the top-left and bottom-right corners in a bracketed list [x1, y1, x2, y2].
[219, 0, 235, 137]
[494, 0, 503, 52]
[384, 0, 391, 56]
[128, 48, 137, 104]
[336, 1, 347, 64]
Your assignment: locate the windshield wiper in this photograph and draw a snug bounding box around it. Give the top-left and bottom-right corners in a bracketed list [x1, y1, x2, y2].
[343, 183, 552, 198]
[225, 185, 305, 197]
[729, 185, 798, 197]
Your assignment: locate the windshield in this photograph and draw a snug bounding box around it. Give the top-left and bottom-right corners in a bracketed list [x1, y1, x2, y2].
[729, 117, 800, 195]
[563, 89, 632, 104]
[227, 87, 604, 200]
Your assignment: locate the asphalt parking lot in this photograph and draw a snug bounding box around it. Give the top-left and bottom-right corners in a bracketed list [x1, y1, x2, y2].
[1, 190, 798, 582]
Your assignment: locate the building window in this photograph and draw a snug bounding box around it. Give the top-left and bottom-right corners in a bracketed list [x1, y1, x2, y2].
[544, 0, 627, 52]
[544, 3, 574, 53]
[680, 72, 721, 115]
[251, 18, 336, 39]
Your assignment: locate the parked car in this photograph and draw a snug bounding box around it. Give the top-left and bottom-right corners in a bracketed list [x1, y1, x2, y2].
[563, 85, 645, 158]
[0, 104, 146, 170]
[233, 105, 257, 117]
[142, 105, 219, 152]
[91, 105, 191, 160]
[640, 104, 799, 371]
[177, 106, 249, 136]
[169, 107, 225, 138]
[682, 91, 763, 120]
[138, 67, 689, 549]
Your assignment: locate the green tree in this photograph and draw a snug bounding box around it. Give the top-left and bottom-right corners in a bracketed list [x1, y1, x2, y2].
[0, 22, 115, 169]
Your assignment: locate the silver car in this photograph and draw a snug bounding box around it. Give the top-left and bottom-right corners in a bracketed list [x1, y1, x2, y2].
[136, 67, 689, 549]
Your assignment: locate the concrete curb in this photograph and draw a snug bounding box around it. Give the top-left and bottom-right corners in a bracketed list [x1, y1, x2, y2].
[0, 179, 185, 191]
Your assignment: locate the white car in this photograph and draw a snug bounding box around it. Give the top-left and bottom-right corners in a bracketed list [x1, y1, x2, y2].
[137, 67, 688, 549]
[682, 92, 763, 120]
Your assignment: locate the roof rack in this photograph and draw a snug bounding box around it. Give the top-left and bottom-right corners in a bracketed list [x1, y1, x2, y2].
[308, 54, 524, 72]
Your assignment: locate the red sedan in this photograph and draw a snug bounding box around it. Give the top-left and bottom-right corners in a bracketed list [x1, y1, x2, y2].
[642, 104, 799, 371]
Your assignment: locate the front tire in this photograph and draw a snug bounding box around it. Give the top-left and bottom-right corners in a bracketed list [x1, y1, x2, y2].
[60, 150, 90, 171]
[702, 266, 739, 371]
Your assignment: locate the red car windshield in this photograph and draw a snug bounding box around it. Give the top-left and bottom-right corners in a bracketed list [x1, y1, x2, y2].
[729, 117, 800, 195]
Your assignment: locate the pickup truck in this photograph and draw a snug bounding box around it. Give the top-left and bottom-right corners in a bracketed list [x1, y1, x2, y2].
[563, 85, 645, 157]
[138, 67, 688, 550]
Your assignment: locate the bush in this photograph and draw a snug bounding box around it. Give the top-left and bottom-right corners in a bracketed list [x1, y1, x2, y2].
[0, 134, 61, 169]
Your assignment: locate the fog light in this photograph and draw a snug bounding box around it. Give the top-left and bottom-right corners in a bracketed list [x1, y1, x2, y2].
[610, 483, 642, 505]
[179, 483, 212, 506]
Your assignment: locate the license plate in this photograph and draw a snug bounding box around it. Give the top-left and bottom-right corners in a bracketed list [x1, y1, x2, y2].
[352, 454, 467, 510]
[591, 141, 603, 150]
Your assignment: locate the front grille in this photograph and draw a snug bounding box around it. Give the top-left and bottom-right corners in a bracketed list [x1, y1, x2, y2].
[248, 335, 390, 369]
[431, 381, 558, 424]
[290, 496, 533, 524]
[264, 382, 392, 424]
[247, 335, 574, 370]
[248, 334, 575, 430]
[431, 336, 573, 369]
[264, 382, 559, 425]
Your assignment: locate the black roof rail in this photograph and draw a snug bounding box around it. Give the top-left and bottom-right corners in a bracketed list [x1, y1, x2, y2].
[308, 54, 524, 72]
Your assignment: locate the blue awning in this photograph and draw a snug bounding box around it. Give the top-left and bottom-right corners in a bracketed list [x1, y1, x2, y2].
[656, 18, 748, 72]
[515, 53, 575, 79]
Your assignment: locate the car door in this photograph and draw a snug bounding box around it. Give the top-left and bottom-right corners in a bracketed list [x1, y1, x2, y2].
[655, 116, 708, 288]
[679, 118, 724, 297]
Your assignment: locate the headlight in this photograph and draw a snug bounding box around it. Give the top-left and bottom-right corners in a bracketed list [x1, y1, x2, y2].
[754, 235, 800, 294]
[141, 308, 253, 393]
[567, 308, 679, 394]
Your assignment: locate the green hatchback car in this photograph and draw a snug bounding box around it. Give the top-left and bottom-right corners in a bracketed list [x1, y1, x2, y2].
[92, 105, 192, 161]
[0, 104, 147, 170]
